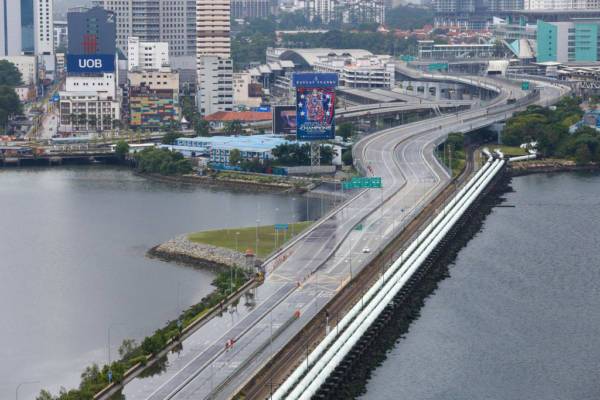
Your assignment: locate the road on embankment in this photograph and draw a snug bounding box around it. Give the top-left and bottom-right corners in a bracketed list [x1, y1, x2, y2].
[119, 75, 567, 400]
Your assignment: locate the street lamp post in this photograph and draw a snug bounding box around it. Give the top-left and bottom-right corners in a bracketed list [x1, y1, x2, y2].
[16, 381, 39, 400]
[255, 219, 260, 258]
[306, 195, 309, 221]
[235, 231, 240, 283]
[108, 322, 125, 383]
[291, 197, 296, 236]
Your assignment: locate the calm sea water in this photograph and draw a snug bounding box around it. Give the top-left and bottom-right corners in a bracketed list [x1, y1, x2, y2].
[0, 166, 327, 399]
[361, 172, 600, 400]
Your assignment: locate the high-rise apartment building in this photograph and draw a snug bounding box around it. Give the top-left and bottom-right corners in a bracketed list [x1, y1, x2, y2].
[35, 0, 53, 57]
[92, 0, 196, 57]
[433, 0, 524, 29]
[1, 0, 54, 77]
[306, 0, 334, 23]
[35, 0, 55, 75]
[0, 0, 25, 56]
[196, 0, 233, 116]
[0, 0, 43, 56]
[231, 0, 277, 19]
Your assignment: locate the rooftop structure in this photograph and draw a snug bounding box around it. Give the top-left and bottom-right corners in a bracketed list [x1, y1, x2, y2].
[204, 111, 272, 126]
[168, 134, 294, 163]
[313, 54, 395, 89]
[266, 47, 374, 68]
[417, 40, 495, 60]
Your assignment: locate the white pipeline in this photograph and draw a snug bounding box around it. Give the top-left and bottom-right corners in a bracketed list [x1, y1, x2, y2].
[271, 158, 494, 400]
[296, 159, 505, 400]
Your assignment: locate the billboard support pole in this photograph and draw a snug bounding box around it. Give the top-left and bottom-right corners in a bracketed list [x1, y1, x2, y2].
[310, 142, 321, 168]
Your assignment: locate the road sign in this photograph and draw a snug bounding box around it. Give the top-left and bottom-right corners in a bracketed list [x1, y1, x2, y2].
[274, 224, 289, 231]
[342, 181, 354, 190]
[355, 223, 363, 231]
[427, 62, 449, 72]
[521, 81, 530, 90]
[346, 176, 383, 189]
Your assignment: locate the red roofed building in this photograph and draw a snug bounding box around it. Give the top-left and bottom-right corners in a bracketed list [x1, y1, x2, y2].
[204, 111, 273, 130]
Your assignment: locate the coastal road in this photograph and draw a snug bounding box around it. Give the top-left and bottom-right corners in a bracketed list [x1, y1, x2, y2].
[121, 76, 566, 400]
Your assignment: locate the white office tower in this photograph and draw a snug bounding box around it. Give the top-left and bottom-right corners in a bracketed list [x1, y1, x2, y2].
[35, 0, 55, 77]
[127, 37, 170, 71]
[0, 0, 23, 56]
[196, 0, 233, 116]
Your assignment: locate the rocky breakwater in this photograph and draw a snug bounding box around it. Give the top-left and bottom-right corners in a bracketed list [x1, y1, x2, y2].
[148, 235, 260, 270]
[511, 159, 600, 176]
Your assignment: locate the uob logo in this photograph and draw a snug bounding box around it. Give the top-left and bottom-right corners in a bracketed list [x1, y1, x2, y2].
[79, 58, 103, 69]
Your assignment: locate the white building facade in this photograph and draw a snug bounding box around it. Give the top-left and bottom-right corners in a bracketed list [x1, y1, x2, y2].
[0, 56, 38, 85]
[314, 54, 395, 89]
[60, 72, 120, 133]
[35, 0, 55, 78]
[127, 37, 170, 71]
[196, 0, 233, 116]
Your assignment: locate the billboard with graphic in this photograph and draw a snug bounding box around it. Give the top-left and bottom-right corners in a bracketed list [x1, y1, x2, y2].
[292, 73, 338, 141]
[272, 105, 296, 135]
[66, 54, 115, 74]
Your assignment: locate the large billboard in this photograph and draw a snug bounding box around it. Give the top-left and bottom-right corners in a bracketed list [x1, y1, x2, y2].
[293, 73, 339, 141]
[272, 105, 296, 135]
[66, 54, 115, 74]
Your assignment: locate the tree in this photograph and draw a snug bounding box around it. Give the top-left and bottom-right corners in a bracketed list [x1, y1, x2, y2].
[0, 60, 23, 86]
[223, 120, 243, 135]
[161, 130, 180, 145]
[115, 140, 129, 159]
[383, 5, 434, 30]
[35, 390, 54, 400]
[229, 148, 242, 165]
[118, 338, 139, 361]
[0, 85, 22, 129]
[337, 122, 354, 141]
[342, 147, 353, 166]
[575, 143, 592, 164]
[194, 117, 210, 136]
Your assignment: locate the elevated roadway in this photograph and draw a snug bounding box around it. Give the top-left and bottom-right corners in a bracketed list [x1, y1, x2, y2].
[119, 72, 567, 400]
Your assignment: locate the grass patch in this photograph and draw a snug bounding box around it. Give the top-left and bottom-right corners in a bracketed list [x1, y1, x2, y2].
[488, 145, 528, 157]
[188, 221, 313, 258]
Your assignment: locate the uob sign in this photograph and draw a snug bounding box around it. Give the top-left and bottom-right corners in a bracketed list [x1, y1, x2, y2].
[79, 58, 103, 68]
[66, 54, 115, 73]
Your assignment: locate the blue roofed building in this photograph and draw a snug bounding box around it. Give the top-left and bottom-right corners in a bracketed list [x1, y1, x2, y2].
[163, 134, 295, 164]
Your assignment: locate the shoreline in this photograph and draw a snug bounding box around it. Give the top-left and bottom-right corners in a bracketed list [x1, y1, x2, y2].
[325, 168, 512, 398]
[509, 159, 600, 176]
[147, 234, 261, 271]
[135, 171, 312, 194]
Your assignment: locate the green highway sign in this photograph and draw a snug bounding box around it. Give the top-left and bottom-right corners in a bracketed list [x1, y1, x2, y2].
[427, 62, 449, 72]
[344, 176, 383, 189]
[400, 55, 416, 62]
[521, 81, 530, 90]
[355, 223, 363, 231]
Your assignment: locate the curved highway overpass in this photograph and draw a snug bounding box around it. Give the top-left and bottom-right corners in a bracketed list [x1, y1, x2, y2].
[119, 72, 568, 400]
